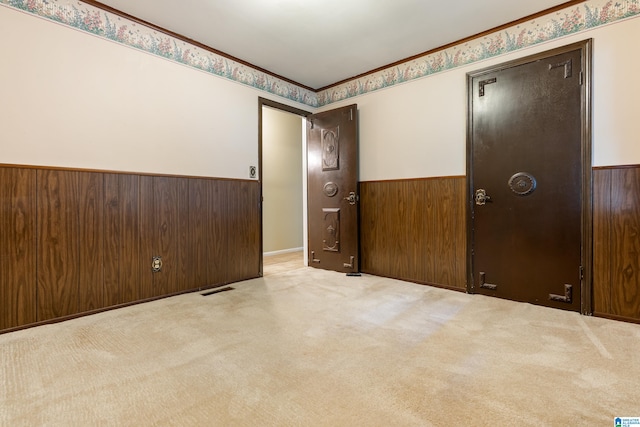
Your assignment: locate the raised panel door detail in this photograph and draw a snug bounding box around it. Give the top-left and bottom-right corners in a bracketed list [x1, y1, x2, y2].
[322, 127, 340, 171]
[322, 208, 340, 252]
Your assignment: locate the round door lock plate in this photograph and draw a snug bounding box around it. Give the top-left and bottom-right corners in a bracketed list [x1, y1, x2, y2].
[508, 172, 537, 196]
[323, 182, 339, 197]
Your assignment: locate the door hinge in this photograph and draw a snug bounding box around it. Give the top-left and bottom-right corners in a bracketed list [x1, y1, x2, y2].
[549, 284, 572, 304]
[549, 59, 572, 79]
[580, 265, 584, 280]
[478, 77, 497, 97]
[343, 255, 355, 269]
[479, 272, 497, 290]
[309, 120, 314, 129]
[579, 71, 584, 85]
[350, 109, 353, 121]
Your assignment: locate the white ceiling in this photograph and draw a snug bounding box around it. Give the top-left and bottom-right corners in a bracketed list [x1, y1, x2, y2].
[96, 0, 571, 89]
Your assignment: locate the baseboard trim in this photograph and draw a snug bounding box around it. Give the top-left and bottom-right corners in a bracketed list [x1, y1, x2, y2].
[360, 269, 466, 293]
[593, 312, 640, 325]
[264, 247, 304, 257]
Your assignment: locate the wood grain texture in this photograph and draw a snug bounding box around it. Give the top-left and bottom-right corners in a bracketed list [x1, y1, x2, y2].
[361, 180, 420, 281]
[156, 177, 189, 294]
[177, 178, 190, 292]
[7, 161, 640, 328]
[104, 174, 141, 306]
[0, 168, 37, 330]
[592, 168, 612, 314]
[77, 172, 105, 312]
[226, 181, 261, 283]
[209, 179, 229, 286]
[439, 178, 466, 287]
[610, 167, 640, 319]
[188, 179, 209, 288]
[3, 163, 263, 331]
[410, 180, 428, 282]
[154, 177, 177, 296]
[139, 175, 155, 300]
[360, 177, 466, 290]
[188, 179, 228, 289]
[140, 176, 192, 299]
[36, 170, 80, 320]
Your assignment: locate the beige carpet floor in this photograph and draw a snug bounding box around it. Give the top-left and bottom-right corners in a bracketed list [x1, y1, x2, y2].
[1, 260, 639, 426]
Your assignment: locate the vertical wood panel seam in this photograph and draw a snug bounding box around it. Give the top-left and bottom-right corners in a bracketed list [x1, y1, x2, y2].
[75, 173, 80, 312]
[102, 174, 107, 308]
[35, 171, 39, 322]
[606, 170, 614, 313]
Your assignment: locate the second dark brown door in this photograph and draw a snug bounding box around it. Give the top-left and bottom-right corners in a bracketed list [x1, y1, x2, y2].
[307, 105, 359, 273]
[468, 42, 590, 312]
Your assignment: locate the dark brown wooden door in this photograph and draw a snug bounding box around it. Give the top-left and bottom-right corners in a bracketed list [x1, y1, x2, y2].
[307, 104, 359, 272]
[468, 45, 588, 312]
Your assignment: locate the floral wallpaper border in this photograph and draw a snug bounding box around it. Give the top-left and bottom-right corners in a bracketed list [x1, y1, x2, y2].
[318, 0, 640, 106]
[1, 0, 639, 108]
[0, 0, 318, 107]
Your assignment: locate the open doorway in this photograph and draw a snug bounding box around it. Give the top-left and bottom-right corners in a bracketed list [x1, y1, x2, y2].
[258, 98, 310, 275]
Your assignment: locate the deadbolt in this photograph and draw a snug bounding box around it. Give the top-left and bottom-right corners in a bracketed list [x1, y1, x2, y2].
[475, 189, 491, 206]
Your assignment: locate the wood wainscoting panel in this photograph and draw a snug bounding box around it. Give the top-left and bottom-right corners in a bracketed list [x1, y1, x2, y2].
[360, 177, 466, 290]
[151, 176, 178, 296]
[0, 167, 37, 330]
[37, 169, 80, 320]
[593, 165, 640, 322]
[359, 182, 381, 274]
[592, 168, 612, 314]
[37, 170, 105, 320]
[104, 173, 141, 306]
[188, 178, 211, 289]
[188, 178, 228, 289]
[209, 179, 229, 286]
[175, 178, 190, 293]
[77, 172, 105, 313]
[226, 180, 261, 283]
[360, 181, 403, 279]
[610, 167, 640, 319]
[2, 163, 262, 332]
[431, 178, 466, 287]
[139, 176, 191, 299]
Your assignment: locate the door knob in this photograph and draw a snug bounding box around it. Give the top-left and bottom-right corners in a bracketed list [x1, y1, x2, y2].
[344, 191, 358, 205]
[475, 189, 491, 206]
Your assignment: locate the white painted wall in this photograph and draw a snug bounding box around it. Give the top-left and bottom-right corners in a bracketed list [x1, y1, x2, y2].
[0, 6, 308, 179]
[2, 6, 639, 183]
[262, 107, 303, 254]
[321, 17, 640, 181]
